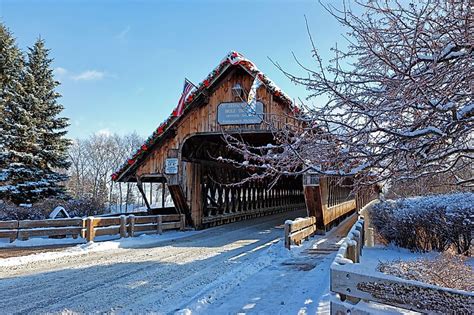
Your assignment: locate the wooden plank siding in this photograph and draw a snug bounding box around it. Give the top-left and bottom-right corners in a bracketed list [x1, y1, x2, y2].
[135, 69, 297, 178]
[127, 68, 302, 228]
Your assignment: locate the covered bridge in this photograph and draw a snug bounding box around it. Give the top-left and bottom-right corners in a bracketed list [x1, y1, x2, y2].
[112, 51, 359, 229]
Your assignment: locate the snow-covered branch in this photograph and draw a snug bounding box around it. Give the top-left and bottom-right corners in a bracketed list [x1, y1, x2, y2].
[225, 0, 473, 187]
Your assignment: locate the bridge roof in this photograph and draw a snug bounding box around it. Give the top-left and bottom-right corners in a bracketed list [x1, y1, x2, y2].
[112, 51, 298, 182]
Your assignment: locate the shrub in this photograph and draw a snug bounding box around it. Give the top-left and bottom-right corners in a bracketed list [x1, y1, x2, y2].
[0, 197, 106, 221]
[369, 193, 473, 255]
[378, 253, 474, 291]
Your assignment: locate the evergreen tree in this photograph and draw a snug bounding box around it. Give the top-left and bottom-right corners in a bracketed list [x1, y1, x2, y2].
[23, 38, 71, 200]
[0, 25, 70, 204]
[0, 23, 43, 204]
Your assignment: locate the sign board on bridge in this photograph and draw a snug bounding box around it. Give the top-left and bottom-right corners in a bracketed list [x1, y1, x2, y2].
[217, 102, 264, 125]
[165, 158, 179, 174]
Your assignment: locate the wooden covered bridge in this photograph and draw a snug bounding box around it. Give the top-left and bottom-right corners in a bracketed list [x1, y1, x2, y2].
[112, 52, 358, 229]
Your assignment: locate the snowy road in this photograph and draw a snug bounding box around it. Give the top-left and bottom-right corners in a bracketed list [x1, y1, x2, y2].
[0, 209, 355, 314]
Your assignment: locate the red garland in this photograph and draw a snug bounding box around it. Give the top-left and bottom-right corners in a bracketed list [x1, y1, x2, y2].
[204, 79, 210, 87]
[141, 144, 148, 151]
[111, 173, 118, 181]
[128, 159, 135, 165]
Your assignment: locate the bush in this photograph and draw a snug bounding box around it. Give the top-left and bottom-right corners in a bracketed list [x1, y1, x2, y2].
[369, 193, 473, 255]
[0, 197, 106, 221]
[378, 253, 474, 291]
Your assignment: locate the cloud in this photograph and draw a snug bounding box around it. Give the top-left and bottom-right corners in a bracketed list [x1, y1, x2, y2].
[53, 67, 68, 76]
[72, 70, 105, 81]
[116, 26, 131, 40]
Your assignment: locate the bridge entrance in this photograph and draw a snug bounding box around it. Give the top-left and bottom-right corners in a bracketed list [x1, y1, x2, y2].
[113, 52, 306, 228]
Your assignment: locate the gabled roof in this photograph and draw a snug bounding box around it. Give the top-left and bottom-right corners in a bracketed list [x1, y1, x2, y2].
[112, 51, 299, 182]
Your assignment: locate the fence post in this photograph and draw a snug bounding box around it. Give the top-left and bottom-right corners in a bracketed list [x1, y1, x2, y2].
[86, 217, 95, 242]
[157, 215, 163, 235]
[180, 214, 185, 231]
[128, 215, 135, 237]
[355, 225, 363, 258]
[346, 242, 357, 263]
[367, 227, 375, 247]
[119, 215, 127, 238]
[284, 222, 291, 250]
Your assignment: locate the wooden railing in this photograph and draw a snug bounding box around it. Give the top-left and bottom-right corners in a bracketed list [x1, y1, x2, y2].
[0, 214, 185, 243]
[330, 211, 474, 314]
[284, 216, 317, 249]
[202, 202, 306, 227]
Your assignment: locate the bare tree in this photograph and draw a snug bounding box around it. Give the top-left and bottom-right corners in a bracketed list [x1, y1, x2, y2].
[226, 0, 473, 188]
[66, 132, 144, 212]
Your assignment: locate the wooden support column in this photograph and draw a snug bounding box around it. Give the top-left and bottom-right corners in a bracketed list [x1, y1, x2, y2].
[303, 177, 326, 231]
[190, 162, 203, 228]
[149, 183, 153, 206]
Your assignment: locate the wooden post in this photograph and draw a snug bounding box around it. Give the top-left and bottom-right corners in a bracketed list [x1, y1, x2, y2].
[10, 230, 16, 243]
[367, 227, 375, 247]
[355, 226, 363, 258]
[190, 163, 202, 228]
[119, 215, 127, 238]
[347, 243, 357, 263]
[149, 182, 153, 206]
[86, 217, 95, 242]
[157, 215, 163, 235]
[128, 215, 135, 237]
[180, 214, 185, 231]
[284, 222, 291, 249]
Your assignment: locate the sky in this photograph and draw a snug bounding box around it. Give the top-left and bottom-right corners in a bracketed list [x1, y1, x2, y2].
[1, 0, 348, 139]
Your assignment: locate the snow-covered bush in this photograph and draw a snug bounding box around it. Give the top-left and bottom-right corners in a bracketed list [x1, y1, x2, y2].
[0, 201, 45, 220]
[378, 253, 474, 291]
[0, 197, 106, 220]
[369, 193, 473, 255]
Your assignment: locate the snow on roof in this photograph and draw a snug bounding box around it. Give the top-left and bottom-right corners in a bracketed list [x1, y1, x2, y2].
[113, 51, 299, 182]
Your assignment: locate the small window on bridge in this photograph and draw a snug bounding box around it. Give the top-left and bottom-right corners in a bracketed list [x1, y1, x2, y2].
[303, 173, 320, 186]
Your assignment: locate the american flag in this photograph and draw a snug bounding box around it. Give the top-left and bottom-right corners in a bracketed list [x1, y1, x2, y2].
[174, 79, 195, 117]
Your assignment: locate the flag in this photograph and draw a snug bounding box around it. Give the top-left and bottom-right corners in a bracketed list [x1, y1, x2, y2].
[174, 79, 196, 117]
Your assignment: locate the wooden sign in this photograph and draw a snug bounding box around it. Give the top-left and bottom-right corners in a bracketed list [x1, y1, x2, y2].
[165, 158, 179, 174]
[217, 101, 264, 125]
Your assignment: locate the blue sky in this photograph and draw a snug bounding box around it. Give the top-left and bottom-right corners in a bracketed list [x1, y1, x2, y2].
[1, 0, 347, 139]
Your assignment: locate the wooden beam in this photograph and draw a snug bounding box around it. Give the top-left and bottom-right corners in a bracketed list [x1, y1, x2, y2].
[136, 178, 151, 211]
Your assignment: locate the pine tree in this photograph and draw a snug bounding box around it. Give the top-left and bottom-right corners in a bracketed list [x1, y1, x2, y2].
[23, 38, 71, 200]
[0, 23, 44, 204]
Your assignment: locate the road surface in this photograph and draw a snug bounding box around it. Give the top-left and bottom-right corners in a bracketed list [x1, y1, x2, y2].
[0, 209, 355, 314]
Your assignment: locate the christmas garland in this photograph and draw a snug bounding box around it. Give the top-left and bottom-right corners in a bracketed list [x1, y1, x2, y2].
[112, 51, 300, 181]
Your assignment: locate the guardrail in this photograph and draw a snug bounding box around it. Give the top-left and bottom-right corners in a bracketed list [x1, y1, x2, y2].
[330, 214, 474, 314]
[0, 214, 185, 243]
[284, 216, 317, 249]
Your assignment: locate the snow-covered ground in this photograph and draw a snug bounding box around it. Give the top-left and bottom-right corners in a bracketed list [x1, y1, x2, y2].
[0, 209, 356, 314]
